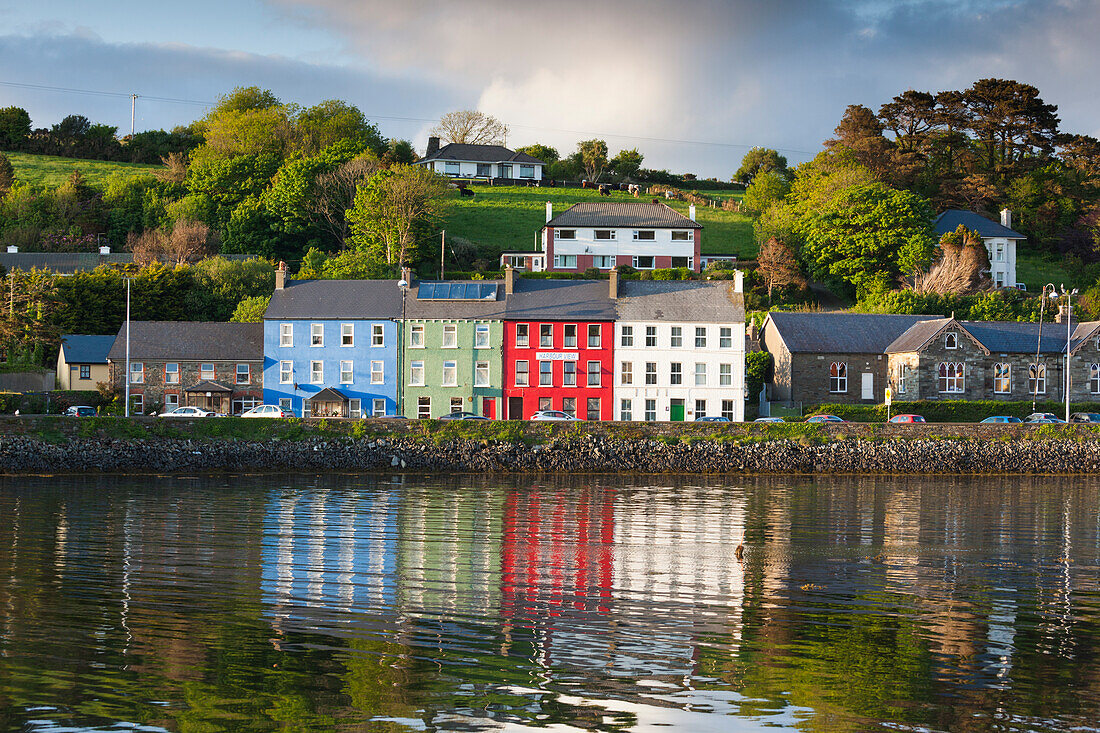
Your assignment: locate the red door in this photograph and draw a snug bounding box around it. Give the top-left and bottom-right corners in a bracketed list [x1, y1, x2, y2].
[483, 397, 496, 419]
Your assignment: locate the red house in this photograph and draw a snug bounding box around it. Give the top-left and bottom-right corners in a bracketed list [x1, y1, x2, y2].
[502, 275, 617, 420]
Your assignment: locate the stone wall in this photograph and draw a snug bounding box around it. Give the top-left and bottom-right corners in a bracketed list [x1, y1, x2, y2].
[788, 352, 887, 404]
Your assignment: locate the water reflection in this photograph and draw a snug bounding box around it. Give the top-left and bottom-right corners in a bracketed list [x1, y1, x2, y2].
[0, 474, 1098, 732]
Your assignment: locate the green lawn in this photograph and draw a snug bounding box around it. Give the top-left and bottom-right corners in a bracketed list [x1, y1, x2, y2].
[445, 185, 757, 262]
[1015, 250, 1084, 292]
[2, 151, 159, 188]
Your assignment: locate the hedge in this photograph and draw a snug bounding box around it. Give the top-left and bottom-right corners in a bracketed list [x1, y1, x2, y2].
[0, 390, 107, 414]
[796, 399, 1100, 423]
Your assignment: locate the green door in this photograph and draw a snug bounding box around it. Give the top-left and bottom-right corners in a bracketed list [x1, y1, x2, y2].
[670, 399, 685, 422]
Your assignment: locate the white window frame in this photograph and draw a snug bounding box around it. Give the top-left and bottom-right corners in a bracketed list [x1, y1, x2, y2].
[720, 327, 732, 349]
[200, 363, 215, 380]
[442, 324, 458, 349]
[620, 398, 632, 421]
[515, 324, 529, 349]
[165, 362, 179, 384]
[556, 229, 576, 240]
[938, 362, 964, 393]
[695, 399, 706, 418]
[592, 255, 614, 269]
[621, 361, 633, 386]
[539, 360, 553, 386]
[236, 363, 250, 385]
[554, 254, 577, 269]
[540, 323, 553, 348]
[164, 393, 179, 411]
[644, 399, 657, 422]
[1090, 364, 1100, 395]
[372, 324, 385, 347]
[645, 362, 657, 385]
[410, 361, 425, 386]
[280, 361, 293, 384]
[897, 364, 908, 394]
[280, 323, 293, 347]
[719, 363, 732, 386]
[475, 361, 489, 387]
[587, 361, 601, 387]
[410, 324, 425, 348]
[633, 230, 655, 241]
[130, 393, 143, 415]
[1029, 363, 1047, 395]
[694, 362, 707, 386]
[442, 360, 458, 387]
[311, 323, 324, 347]
[564, 324, 577, 348]
[670, 362, 682, 385]
[945, 332, 958, 349]
[587, 324, 602, 348]
[594, 229, 616, 241]
[632, 255, 655, 269]
[721, 399, 735, 421]
[475, 324, 490, 348]
[340, 360, 353, 384]
[563, 361, 576, 386]
[829, 362, 847, 393]
[671, 230, 692, 241]
[372, 399, 386, 417]
[349, 398, 361, 419]
[310, 361, 323, 384]
[670, 326, 682, 348]
[279, 398, 292, 412]
[370, 361, 384, 385]
[341, 323, 354, 347]
[993, 363, 1011, 394]
[695, 327, 707, 348]
[450, 397, 464, 413]
[645, 326, 657, 347]
[621, 326, 633, 347]
[418, 397, 431, 419]
[586, 397, 601, 421]
[515, 360, 529, 387]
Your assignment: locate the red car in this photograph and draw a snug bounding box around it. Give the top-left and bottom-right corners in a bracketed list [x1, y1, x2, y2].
[888, 414, 926, 424]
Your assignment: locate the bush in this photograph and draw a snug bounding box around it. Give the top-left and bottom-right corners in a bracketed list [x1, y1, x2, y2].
[797, 399, 1099, 423]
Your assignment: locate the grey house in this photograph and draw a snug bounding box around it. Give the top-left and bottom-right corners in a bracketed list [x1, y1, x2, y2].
[414, 137, 546, 180]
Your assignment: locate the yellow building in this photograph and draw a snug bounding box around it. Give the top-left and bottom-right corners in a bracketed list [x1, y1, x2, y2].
[56, 335, 114, 390]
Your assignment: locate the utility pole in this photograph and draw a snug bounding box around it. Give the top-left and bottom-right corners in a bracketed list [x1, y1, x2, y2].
[440, 230, 445, 280]
[130, 94, 138, 139]
[124, 278, 131, 417]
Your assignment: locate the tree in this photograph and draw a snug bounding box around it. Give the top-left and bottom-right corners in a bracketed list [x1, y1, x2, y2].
[878, 90, 937, 154]
[962, 78, 1059, 176]
[515, 144, 558, 164]
[610, 148, 644, 180]
[911, 225, 991, 295]
[310, 155, 381, 248]
[230, 295, 270, 322]
[578, 139, 609, 182]
[0, 106, 31, 149]
[0, 268, 61, 362]
[756, 238, 807, 300]
[0, 153, 14, 195]
[191, 87, 295, 164]
[741, 170, 790, 216]
[295, 99, 385, 156]
[430, 110, 508, 145]
[735, 147, 788, 183]
[346, 165, 452, 269]
[128, 220, 219, 265]
[383, 139, 416, 165]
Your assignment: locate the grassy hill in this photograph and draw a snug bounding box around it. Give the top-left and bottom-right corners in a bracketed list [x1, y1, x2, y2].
[445, 185, 756, 262]
[2, 151, 159, 188]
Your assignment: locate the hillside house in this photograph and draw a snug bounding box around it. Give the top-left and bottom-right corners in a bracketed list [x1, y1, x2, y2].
[57, 334, 113, 390]
[933, 209, 1025, 289]
[415, 137, 546, 181]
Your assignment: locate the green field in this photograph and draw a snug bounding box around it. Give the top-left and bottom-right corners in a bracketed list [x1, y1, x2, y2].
[445, 185, 756, 261]
[1015, 251, 1082, 292]
[2, 151, 159, 188]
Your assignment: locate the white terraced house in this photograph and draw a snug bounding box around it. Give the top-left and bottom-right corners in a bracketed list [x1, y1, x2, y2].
[415, 137, 546, 181]
[612, 275, 746, 422]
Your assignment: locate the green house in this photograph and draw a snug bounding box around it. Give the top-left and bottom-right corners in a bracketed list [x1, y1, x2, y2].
[400, 281, 505, 419]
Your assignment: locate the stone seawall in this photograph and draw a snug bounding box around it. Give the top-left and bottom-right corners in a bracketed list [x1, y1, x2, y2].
[5, 432, 1100, 474]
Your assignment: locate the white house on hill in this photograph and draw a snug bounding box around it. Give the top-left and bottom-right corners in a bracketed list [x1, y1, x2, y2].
[933, 209, 1026, 289]
[415, 137, 546, 181]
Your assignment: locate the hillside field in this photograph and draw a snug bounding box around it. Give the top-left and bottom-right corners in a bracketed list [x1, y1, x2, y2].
[2, 151, 159, 187]
[444, 185, 756, 261]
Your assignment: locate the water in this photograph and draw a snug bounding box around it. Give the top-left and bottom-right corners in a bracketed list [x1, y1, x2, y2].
[1, 473, 1098, 733]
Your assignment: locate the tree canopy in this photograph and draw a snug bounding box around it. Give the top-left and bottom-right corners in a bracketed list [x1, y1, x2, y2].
[430, 110, 508, 145]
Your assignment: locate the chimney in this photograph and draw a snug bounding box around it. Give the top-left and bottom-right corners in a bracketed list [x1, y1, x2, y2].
[505, 265, 515, 296]
[734, 269, 744, 293]
[1055, 304, 1073, 324]
[545, 200, 553, 223]
[609, 268, 619, 299]
[6, 245, 16, 253]
[98, 245, 111, 255]
[275, 261, 287, 290]
[689, 204, 696, 221]
[1001, 208, 1012, 229]
[400, 266, 412, 285]
[426, 136, 440, 157]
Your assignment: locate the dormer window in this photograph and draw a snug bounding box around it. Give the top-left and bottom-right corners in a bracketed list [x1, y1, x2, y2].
[594, 229, 616, 240]
[557, 229, 576, 240]
[945, 332, 958, 349]
[633, 230, 655, 241]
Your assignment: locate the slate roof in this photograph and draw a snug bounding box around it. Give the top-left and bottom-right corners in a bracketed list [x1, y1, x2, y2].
[505, 279, 617, 321]
[615, 280, 744, 323]
[107, 322, 263, 362]
[405, 280, 507, 320]
[184, 380, 233, 393]
[309, 387, 348, 402]
[934, 210, 1026, 239]
[546, 202, 702, 229]
[882, 318, 1100, 355]
[60, 334, 115, 364]
[884, 318, 956, 353]
[767, 312, 938, 353]
[264, 279, 403, 320]
[417, 143, 545, 165]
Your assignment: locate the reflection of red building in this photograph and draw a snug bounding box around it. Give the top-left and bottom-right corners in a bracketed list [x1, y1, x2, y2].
[501, 487, 616, 617]
[502, 278, 616, 420]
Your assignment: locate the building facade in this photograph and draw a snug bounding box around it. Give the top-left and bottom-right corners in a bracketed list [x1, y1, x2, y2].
[933, 209, 1025, 289]
[57, 334, 113, 390]
[415, 138, 545, 181]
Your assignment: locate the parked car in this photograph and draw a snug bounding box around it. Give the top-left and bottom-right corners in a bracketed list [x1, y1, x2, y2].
[63, 405, 97, 417]
[241, 405, 295, 419]
[159, 406, 216, 418]
[530, 410, 580, 421]
[888, 414, 926, 423]
[1070, 412, 1100, 423]
[806, 414, 845, 423]
[754, 417, 785, 423]
[695, 416, 730, 422]
[439, 411, 488, 421]
[1025, 412, 1062, 423]
[980, 416, 1023, 424]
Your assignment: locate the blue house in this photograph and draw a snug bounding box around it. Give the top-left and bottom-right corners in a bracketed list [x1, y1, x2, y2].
[263, 272, 403, 417]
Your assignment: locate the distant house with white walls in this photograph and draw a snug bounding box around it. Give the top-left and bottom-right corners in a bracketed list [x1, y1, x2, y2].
[933, 209, 1026, 289]
[415, 137, 546, 181]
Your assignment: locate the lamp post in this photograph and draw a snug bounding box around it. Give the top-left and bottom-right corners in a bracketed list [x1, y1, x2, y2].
[397, 275, 409, 417]
[1056, 284, 1079, 423]
[123, 277, 131, 417]
[1033, 283, 1056, 412]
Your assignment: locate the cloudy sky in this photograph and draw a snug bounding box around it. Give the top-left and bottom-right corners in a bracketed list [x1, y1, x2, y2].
[1, 0, 1099, 177]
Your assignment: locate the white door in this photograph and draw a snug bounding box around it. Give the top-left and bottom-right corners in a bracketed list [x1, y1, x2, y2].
[861, 372, 874, 400]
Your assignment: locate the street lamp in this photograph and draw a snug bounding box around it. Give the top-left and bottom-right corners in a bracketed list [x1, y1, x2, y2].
[397, 275, 409, 417]
[1050, 284, 1079, 423]
[123, 277, 132, 417]
[1033, 283, 1056, 412]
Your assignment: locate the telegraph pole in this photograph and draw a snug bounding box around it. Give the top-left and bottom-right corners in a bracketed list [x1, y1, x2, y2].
[124, 278, 131, 417]
[130, 94, 138, 138]
[440, 230, 445, 280]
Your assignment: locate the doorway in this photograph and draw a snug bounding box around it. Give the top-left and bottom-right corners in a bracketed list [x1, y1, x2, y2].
[670, 398, 685, 422]
[862, 372, 874, 400]
[508, 396, 523, 420]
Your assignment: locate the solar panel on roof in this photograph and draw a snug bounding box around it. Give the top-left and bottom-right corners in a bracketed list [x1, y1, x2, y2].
[415, 282, 498, 300]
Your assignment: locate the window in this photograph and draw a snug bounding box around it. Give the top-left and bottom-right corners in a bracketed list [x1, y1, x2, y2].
[418, 397, 431, 419]
[719, 363, 732, 386]
[445, 161, 461, 175]
[720, 327, 733, 349]
[694, 362, 707, 386]
[340, 360, 353, 384]
[200, 363, 215, 380]
[237, 363, 250, 384]
[620, 399, 632, 421]
[644, 399, 657, 422]
[371, 361, 384, 384]
[310, 361, 323, 384]
[995, 272, 1005, 288]
[721, 400, 735, 421]
[164, 393, 179, 411]
[515, 324, 529, 348]
[945, 332, 958, 349]
[562, 397, 576, 417]
[556, 229, 576, 240]
[476, 163, 491, 177]
[586, 398, 601, 421]
[671, 230, 692, 241]
[587, 361, 601, 387]
[280, 361, 293, 384]
[897, 364, 907, 393]
[373, 399, 386, 417]
[695, 399, 706, 418]
[79, 364, 91, 380]
[993, 363, 1011, 394]
[1089, 364, 1100, 394]
[129, 362, 144, 384]
[410, 361, 425, 386]
[372, 324, 384, 347]
[554, 254, 577, 269]
[593, 256, 614, 270]
[670, 362, 682, 385]
[621, 361, 633, 385]
[311, 323, 324, 346]
[280, 323, 293, 347]
[349, 398, 362, 419]
[938, 362, 964, 393]
[588, 324, 602, 348]
[995, 243, 1004, 261]
[564, 361, 577, 386]
[499, 163, 511, 177]
[671, 327, 683, 348]
[450, 397, 464, 413]
[520, 164, 535, 178]
[1029, 363, 1046, 395]
[671, 256, 693, 269]
[279, 398, 292, 412]
[410, 324, 425, 348]
[341, 323, 354, 346]
[621, 326, 634, 347]
[594, 229, 616, 240]
[645, 326, 657, 347]
[695, 327, 707, 348]
[475, 361, 489, 387]
[564, 324, 577, 348]
[539, 361, 553, 386]
[442, 324, 458, 348]
[539, 397, 553, 411]
[829, 362, 847, 393]
[475, 324, 490, 348]
[540, 324, 553, 348]
[633, 230, 655, 241]
[633, 255, 655, 269]
[645, 362, 657, 385]
[515, 360, 529, 386]
[165, 363, 179, 384]
[129, 394, 143, 415]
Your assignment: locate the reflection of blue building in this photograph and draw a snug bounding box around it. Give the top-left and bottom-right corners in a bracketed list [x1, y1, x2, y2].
[261, 488, 400, 622]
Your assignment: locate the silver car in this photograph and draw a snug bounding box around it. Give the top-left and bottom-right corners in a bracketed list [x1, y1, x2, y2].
[159, 406, 216, 418]
[529, 410, 580, 421]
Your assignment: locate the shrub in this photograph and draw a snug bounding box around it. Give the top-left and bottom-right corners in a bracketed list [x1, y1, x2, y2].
[797, 399, 1100, 423]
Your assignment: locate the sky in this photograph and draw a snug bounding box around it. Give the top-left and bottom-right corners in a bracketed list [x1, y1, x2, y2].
[1, 0, 1099, 178]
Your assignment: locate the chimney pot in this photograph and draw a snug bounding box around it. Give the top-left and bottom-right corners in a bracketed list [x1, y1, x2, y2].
[505, 265, 515, 296]
[545, 201, 553, 223]
[426, 136, 440, 157]
[609, 268, 619, 299]
[1055, 304, 1073, 324]
[6, 245, 17, 253]
[1001, 208, 1012, 229]
[99, 245, 110, 255]
[734, 269, 744, 293]
[275, 261, 287, 290]
[689, 204, 696, 221]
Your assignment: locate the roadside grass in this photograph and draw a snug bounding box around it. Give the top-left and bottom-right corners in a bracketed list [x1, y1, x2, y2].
[1016, 251, 1078, 292]
[3, 151, 159, 188]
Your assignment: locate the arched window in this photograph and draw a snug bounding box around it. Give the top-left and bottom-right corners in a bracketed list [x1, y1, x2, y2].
[993, 363, 1011, 394]
[1028, 363, 1046, 395]
[1090, 364, 1100, 394]
[829, 362, 847, 393]
[944, 332, 958, 349]
[938, 362, 964, 393]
